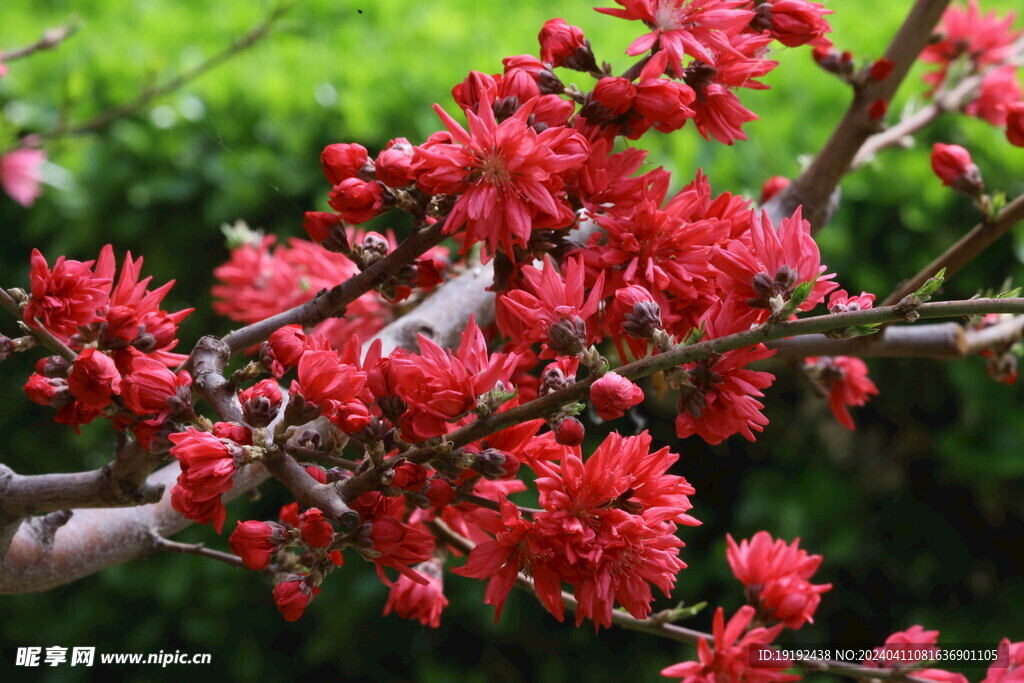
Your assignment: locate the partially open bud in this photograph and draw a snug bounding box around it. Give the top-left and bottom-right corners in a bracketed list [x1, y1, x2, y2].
[229, 520, 288, 570]
[240, 379, 283, 428]
[299, 508, 335, 548]
[321, 143, 370, 184]
[931, 143, 984, 197]
[538, 18, 597, 72]
[303, 212, 349, 253]
[274, 574, 320, 621]
[590, 372, 644, 421]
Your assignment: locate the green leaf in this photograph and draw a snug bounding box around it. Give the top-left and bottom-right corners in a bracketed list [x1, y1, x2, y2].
[915, 267, 946, 300]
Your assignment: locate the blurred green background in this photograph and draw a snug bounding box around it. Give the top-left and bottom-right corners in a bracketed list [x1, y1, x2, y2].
[1, 0, 1023, 680]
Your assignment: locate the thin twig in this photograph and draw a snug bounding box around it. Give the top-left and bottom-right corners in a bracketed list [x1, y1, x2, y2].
[151, 534, 247, 570]
[0, 288, 77, 362]
[2, 20, 79, 62]
[882, 193, 1024, 306]
[41, 1, 299, 139]
[428, 520, 938, 683]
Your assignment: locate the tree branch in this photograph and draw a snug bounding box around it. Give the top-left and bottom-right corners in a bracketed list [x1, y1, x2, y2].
[882, 193, 1024, 306]
[40, 1, 298, 139]
[0, 461, 269, 594]
[152, 534, 248, 570]
[768, 322, 967, 360]
[766, 0, 952, 228]
[344, 297, 1024, 501]
[2, 20, 79, 62]
[428, 520, 938, 683]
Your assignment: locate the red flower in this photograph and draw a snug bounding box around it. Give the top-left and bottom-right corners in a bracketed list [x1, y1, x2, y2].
[661, 606, 798, 682]
[538, 18, 590, 68]
[922, 1, 1021, 95]
[726, 531, 831, 628]
[1, 148, 46, 207]
[24, 373, 68, 407]
[383, 561, 450, 627]
[555, 417, 586, 446]
[239, 379, 283, 428]
[931, 143, 984, 195]
[170, 485, 228, 533]
[1007, 103, 1024, 147]
[273, 574, 320, 621]
[292, 349, 367, 411]
[374, 137, 417, 188]
[863, 625, 940, 667]
[390, 317, 518, 441]
[66, 349, 121, 409]
[983, 639, 1024, 683]
[805, 356, 878, 430]
[596, 0, 754, 77]
[120, 350, 192, 418]
[327, 178, 386, 224]
[496, 256, 605, 354]
[633, 52, 696, 133]
[413, 101, 589, 261]
[299, 508, 335, 548]
[169, 428, 238, 496]
[24, 249, 110, 342]
[760, 175, 790, 203]
[759, 0, 834, 48]
[321, 142, 369, 184]
[229, 520, 287, 570]
[366, 515, 435, 585]
[590, 372, 644, 420]
[266, 325, 310, 371]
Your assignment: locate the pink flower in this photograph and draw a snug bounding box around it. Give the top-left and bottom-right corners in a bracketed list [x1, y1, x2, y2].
[661, 606, 798, 682]
[1007, 102, 1024, 147]
[413, 101, 589, 261]
[383, 561, 450, 627]
[67, 348, 121, 409]
[863, 625, 940, 667]
[965, 66, 1022, 126]
[805, 356, 878, 430]
[1, 148, 46, 207]
[596, 0, 755, 77]
[931, 143, 984, 195]
[24, 249, 110, 342]
[496, 256, 605, 354]
[590, 372, 644, 420]
[715, 207, 837, 320]
[229, 520, 287, 570]
[758, 0, 834, 48]
[274, 574, 320, 621]
[922, 1, 1021, 93]
[726, 531, 832, 629]
[983, 639, 1024, 683]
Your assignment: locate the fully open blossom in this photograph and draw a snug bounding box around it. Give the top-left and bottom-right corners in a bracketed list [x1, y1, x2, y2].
[726, 531, 831, 628]
[367, 515, 435, 585]
[119, 350, 192, 418]
[291, 349, 368, 432]
[1, 148, 46, 207]
[983, 639, 1024, 683]
[390, 317, 518, 440]
[863, 625, 940, 667]
[922, 1, 1021, 92]
[805, 356, 878, 430]
[24, 249, 110, 342]
[496, 256, 605, 354]
[661, 606, 798, 682]
[66, 348, 121, 409]
[714, 207, 836, 320]
[383, 560, 450, 627]
[413, 101, 589, 261]
[596, 0, 755, 77]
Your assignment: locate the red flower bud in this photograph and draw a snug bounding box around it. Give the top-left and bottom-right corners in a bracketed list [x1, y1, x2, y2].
[555, 417, 585, 446]
[869, 58, 895, 81]
[374, 138, 417, 188]
[274, 575, 320, 621]
[67, 348, 121, 409]
[299, 508, 335, 548]
[760, 175, 790, 203]
[267, 325, 308, 370]
[321, 143, 369, 184]
[590, 372, 645, 421]
[328, 178, 386, 224]
[1006, 102, 1024, 147]
[229, 520, 287, 570]
[931, 143, 984, 196]
[538, 18, 589, 69]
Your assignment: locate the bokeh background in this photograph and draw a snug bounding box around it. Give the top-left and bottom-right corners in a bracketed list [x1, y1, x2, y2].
[1, 0, 1023, 680]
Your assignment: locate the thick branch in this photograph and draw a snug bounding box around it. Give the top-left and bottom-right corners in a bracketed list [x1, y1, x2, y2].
[185, 335, 243, 422]
[882, 193, 1024, 306]
[766, 0, 952, 228]
[262, 450, 358, 529]
[344, 297, 1024, 500]
[768, 322, 967, 360]
[0, 461, 269, 594]
[0, 437, 164, 517]
[221, 220, 447, 353]
[2, 21, 79, 62]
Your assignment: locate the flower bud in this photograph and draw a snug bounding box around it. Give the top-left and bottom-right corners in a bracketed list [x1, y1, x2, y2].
[0, 335, 14, 363]
[240, 379, 283, 428]
[538, 18, 596, 72]
[321, 143, 369, 184]
[547, 316, 588, 356]
[555, 417, 585, 446]
[375, 138, 417, 188]
[229, 520, 287, 570]
[590, 372, 644, 421]
[931, 143, 984, 196]
[1006, 103, 1024, 147]
[760, 175, 790, 203]
[299, 508, 335, 548]
[36, 354, 71, 378]
[274, 574, 320, 621]
[328, 178, 386, 224]
[303, 212, 349, 252]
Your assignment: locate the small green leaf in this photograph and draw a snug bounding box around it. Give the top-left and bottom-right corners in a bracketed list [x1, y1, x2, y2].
[774, 281, 815, 321]
[915, 267, 946, 299]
